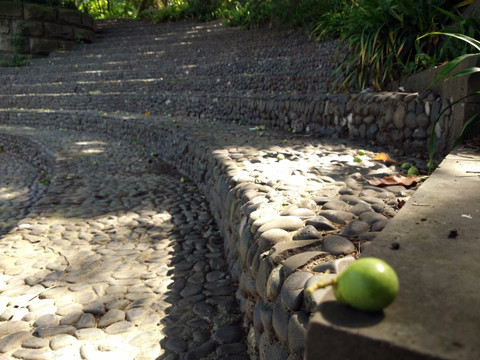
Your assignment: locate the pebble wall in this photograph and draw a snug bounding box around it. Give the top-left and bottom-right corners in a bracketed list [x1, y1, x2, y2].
[0, 89, 452, 159]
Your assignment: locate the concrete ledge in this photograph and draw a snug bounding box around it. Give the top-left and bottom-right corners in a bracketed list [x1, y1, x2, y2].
[306, 146, 480, 360]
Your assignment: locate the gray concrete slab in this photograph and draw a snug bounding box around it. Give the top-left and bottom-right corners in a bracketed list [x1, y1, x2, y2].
[307, 146, 480, 360]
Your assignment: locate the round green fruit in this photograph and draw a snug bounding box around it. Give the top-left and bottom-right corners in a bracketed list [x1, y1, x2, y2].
[407, 166, 419, 175]
[333, 257, 399, 311]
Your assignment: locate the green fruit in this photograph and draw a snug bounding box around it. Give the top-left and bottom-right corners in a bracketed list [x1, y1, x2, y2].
[353, 156, 362, 163]
[401, 162, 412, 170]
[333, 257, 399, 312]
[357, 150, 366, 155]
[407, 166, 419, 175]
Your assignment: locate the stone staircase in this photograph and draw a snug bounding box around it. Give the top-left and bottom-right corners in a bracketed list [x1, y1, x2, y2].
[0, 18, 352, 360]
[2, 18, 477, 360]
[1, 19, 334, 116]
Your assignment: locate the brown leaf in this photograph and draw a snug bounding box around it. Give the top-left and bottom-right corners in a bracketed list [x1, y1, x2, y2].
[368, 174, 420, 187]
[373, 152, 400, 164]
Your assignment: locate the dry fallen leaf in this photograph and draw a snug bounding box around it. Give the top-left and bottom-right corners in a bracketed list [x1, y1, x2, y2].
[373, 152, 400, 164]
[368, 174, 420, 187]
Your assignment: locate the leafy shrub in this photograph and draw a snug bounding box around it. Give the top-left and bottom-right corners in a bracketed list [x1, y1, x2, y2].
[141, 0, 339, 29]
[139, 0, 228, 22]
[223, 0, 339, 30]
[315, 0, 480, 91]
[78, 0, 140, 18]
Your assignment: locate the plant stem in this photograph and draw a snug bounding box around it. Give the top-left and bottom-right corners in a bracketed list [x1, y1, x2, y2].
[304, 269, 337, 295]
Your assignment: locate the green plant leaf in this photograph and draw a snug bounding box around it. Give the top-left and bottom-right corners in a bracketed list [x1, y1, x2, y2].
[445, 66, 480, 80]
[419, 32, 480, 51]
[426, 53, 480, 89]
[455, 0, 474, 8]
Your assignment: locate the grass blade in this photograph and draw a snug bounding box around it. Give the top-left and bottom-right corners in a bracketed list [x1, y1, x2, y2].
[426, 53, 480, 89]
[419, 32, 480, 51]
[445, 66, 480, 80]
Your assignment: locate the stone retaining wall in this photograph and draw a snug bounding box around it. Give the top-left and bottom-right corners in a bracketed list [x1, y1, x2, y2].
[0, 1, 94, 64]
[0, 90, 452, 159]
[180, 90, 451, 159]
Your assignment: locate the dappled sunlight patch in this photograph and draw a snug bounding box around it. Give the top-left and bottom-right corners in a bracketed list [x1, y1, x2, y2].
[74, 141, 107, 155]
[0, 186, 29, 201]
[79, 148, 104, 154]
[75, 141, 107, 147]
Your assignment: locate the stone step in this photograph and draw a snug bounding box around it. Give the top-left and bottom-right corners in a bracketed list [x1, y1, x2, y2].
[0, 92, 327, 129]
[0, 120, 249, 360]
[0, 80, 439, 158]
[0, 72, 328, 95]
[3, 55, 332, 91]
[23, 21, 335, 69]
[20, 49, 328, 74]
[39, 25, 327, 56]
[91, 21, 311, 48]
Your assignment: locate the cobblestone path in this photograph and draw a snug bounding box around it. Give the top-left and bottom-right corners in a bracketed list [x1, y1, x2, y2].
[0, 126, 246, 360]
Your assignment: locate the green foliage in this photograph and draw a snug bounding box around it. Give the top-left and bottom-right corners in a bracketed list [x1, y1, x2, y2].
[139, 0, 229, 22]
[79, 0, 141, 18]
[222, 0, 338, 30]
[140, 0, 338, 29]
[420, 32, 480, 168]
[2, 23, 30, 67]
[315, 0, 480, 91]
[74, 34, 84, 44]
